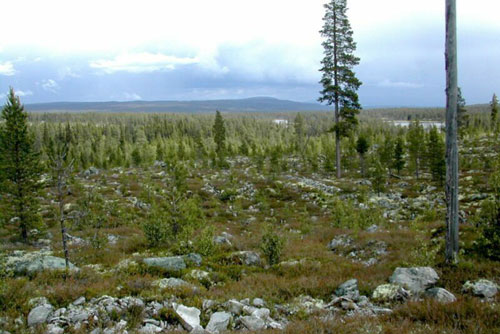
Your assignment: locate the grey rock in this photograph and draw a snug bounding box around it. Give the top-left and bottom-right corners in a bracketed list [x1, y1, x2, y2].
[11, 254, 77, 275]
[138, 323, 163, 334]
[225, 300, 245, 315]
[153, 278, 192, 289]
[46, 324, 64, 334]
[72, 297, 86, 306]
[230, 251, 261, 266]
[366, 225, 379, 233]
[252, 298, 265, 307]
[462, 279, 498, 298]
[184, 253, 203, 266]
[252, 308, 270, 320]
[425, 288, 457, 303]
[143, 256, 186, 271]
[372, 284, 411, 302]
[173, 304, 201, 332]
[240, 315, 266, 331]
[213, 236, 232, 246]
[83, 167, 99, 177]
[206, 312, 231, 333]
[327, 235, 353, 251]
[335, 279, 360, 301]
[389, 267, 439, 294]
[28, 303, 54, 326]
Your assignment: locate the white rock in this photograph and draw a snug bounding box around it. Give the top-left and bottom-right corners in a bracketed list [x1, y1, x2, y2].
[206, 312, 231, 333]
[173, 304, 201, 332]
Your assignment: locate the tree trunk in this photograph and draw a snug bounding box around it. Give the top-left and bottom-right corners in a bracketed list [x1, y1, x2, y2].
[333, 9, 341, 179]
[445, 0, 459, 264]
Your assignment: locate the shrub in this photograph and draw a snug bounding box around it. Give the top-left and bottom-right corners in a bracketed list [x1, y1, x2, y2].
[194, 226, 218, 256]
[474, 199, 500, 260]
[260, 228, 284, 265]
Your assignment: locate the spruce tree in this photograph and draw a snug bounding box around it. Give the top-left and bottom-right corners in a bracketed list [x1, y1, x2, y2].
[407, 120, 425, 179]
[294, 112, 305, 153]
[491, 93, 499, 132]
[427, 127, 446, 185]
[392, 137, 405, 175]
[457, 87, 468, 137]
[355, 135, 369, 177]
[319, 0, 362, 178]
[0, 88, 43, 242]
[213, 110, 226, 165]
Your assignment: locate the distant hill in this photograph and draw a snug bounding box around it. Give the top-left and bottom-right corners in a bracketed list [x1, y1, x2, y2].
[25, 97, 331, 113]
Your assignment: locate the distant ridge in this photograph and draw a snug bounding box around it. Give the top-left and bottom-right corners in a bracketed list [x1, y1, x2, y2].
[26, 97, 331, 113]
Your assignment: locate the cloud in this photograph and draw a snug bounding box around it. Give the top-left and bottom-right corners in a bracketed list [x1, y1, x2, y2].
[16, 90, 33, 97]
[377, 79, 424, 89]
[0, 61, 16, 76]
[122, 92, 142, 101]
[90, 52, 199, 73]
[41, 79, 60, 93]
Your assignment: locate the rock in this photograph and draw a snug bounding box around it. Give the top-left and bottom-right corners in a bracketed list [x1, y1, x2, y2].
[389, 267, 439, 294]
[372, 284, 411, 303]
[335, 279, 360, 301]
[153, 278, 192, 289]
[252, 298, 265, 308]
[252, 308, 270, 320]
[184, 253, 203, 266]
[46, 324, 64, 334]
[327, 235, 353, 251]
[224, 300, 245, 315]
[68, 308, 91, 323]
[8, 252, 77, 275]
[138, 323, 163, 333]
[230, 251, 261, 266]
[28, 303, 54, 326]
[83, 167, 99, 177]
[213, 236, 232, 246]
[462, 279, 498, 298]
[366, 225, 379, 233]
[240, 315, 266, 331]
[424, 288, 457, 303]
[72, 297, 86, 306]
[206, 312, 232, 333]
[143, 256, 186, 271]
[173, 304, 201, 332]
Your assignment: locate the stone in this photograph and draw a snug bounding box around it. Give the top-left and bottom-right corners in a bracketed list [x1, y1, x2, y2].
[230, 251, 261, 266]
[240, 315, 266, 331]
[83, 167, 99, 177]
[46, 324, 64, 334]
[327, 235, 353, 251]
[335, 279, 360, 301]
[153, 278, 192, 289]
[72, 297, 86, 306]
[138, 323, 163, 334]
[225, 300, 245, 315]
[252, 308, 270, 320]
[389, 267, 439, 294]
[173, 304, 201, 332]
[252, 298, 265, 307]
[366, 225, 379, 233]
[424, 288, 457, 303]
[462, 279, 498, 298]
[184, 253, 203, 266]
[213, 236, 232, 246]
[28, 303, 54, 326]
[143, 256, 186, 271]
[372, 284, 411, 303]
[9, 253, 77, 275]
[206, 312, 231, 333]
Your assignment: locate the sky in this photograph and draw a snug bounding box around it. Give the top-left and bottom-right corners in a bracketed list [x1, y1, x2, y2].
[0, 0, 499, 107]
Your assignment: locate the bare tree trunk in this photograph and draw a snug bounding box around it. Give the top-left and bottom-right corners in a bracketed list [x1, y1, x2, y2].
[333, 10, 341, 179]
[445, 0, 459, 264]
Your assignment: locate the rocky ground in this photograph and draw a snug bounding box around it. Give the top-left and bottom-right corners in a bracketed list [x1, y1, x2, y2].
[1, 136, 500, 334]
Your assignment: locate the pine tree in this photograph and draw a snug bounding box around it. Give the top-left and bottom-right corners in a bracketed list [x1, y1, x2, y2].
[392, 136, 405, 175]
[319, 0, 362, 178]
[457, 87, 468, 136]
[406, 120, 425, 179]
[491, 93, 499, 132]
[294, 112, 305, 153]
[0, 88, 43, 242]
[355, 135, 369, 177]
[213, 110, 226, 165]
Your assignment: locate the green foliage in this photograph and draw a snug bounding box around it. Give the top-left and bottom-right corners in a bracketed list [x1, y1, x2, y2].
[330, 198, 384, 230]
[491, 93, 498, 131]
[260, 227, 284, 265]
[213, 110, 226, 165]
[371, 159, 386, 195]
[426, 127, 446, 184]
[406, 120, 425, 178]
[392, 136, 405, 175]
[355, 135, 369, 156]
[0, 88, 43, 242]
[194, 226, 218, 257]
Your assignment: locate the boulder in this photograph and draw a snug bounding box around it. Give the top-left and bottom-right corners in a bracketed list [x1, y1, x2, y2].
[462, 279, 498, 298]
[389, 267, 439, 294]
[327, 235, 353, 251]
[206, 312, 232, 333]
[240, 315, 266, 331]
[184, 253, 203, 266]
[28, 303, 54, 326]
[252, 298, 266, 308]
[9, 253, 77, 275]
[372, 284, 411, 303]
[424, 288, 457, 303]
[173, 304, 201, 332]
[230, 251, 261, 266]
[335, 279, 360, 301]
[224, 300, 245, 315]
[153, 278, 192, 289]
[143, 256, 186, 271]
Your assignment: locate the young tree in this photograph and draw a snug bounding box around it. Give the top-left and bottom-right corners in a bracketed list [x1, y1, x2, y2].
[355, 135, 369, 177]
[427, 127, 446, 185]
[294, 112, 305, 153]
[491, 93, 499, 133]
[0, 88, 43, 242]
[319, 0, 362, 178]
[407, 120, 425, 179]
[213, 110, 226, 165]
[457, 87, 468, 132]
[392, 137, 405, 176]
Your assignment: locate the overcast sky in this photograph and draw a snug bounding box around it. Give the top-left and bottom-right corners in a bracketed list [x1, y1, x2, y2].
[0, 0, 499, 107]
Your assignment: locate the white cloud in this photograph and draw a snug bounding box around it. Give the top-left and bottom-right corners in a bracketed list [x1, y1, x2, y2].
[122, 92, 142, 101]
[16, 90, 33, 97]
[378, 79, 424, 89]
[41, 79, 60, 93]
[0, 61, 16, 76]
[90, 53, 198, 74]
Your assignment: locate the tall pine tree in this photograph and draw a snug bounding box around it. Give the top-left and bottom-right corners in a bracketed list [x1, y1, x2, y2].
[0, 88, 43, 242]
[491, 93, 499, 133]
[213, 110, 226, 166]
[319, 0, 362, 178]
